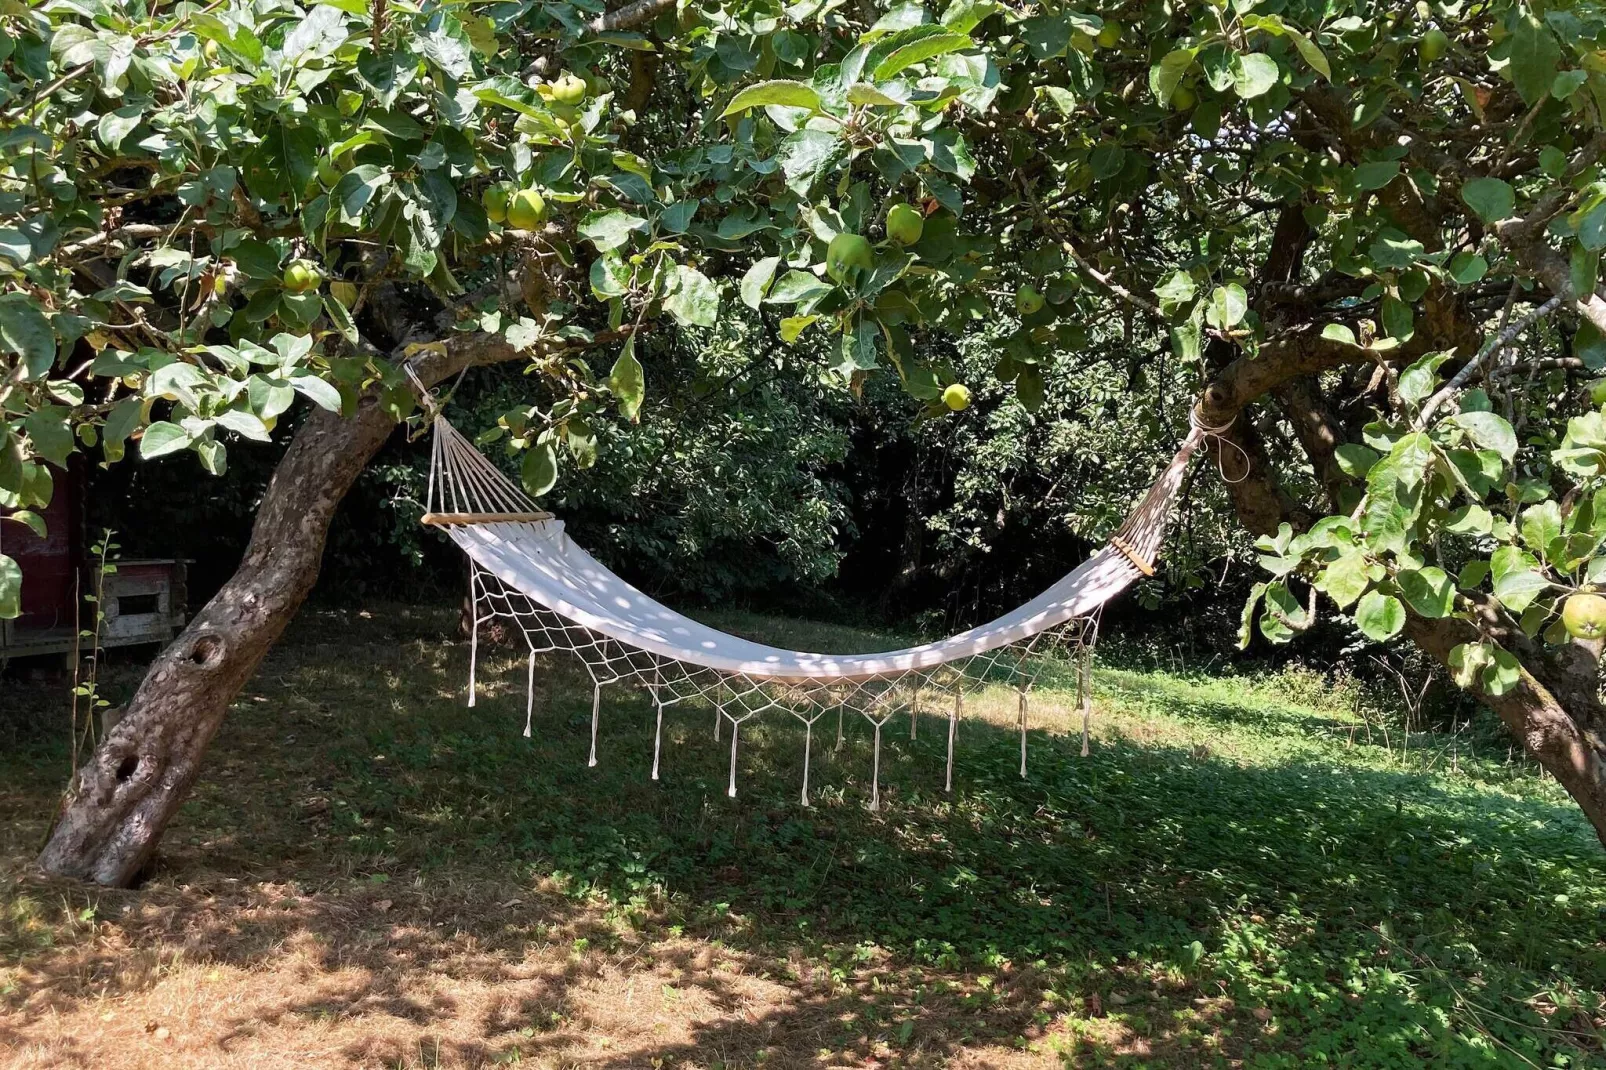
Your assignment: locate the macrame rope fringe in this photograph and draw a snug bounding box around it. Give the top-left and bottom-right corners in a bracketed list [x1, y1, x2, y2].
[467, 574, 480, 708]
[589, 683, 601, 768]
[1018, 687, 1028, 779]
[946, 691, 960, 794]
[651, 694, 664, 781]
[523, 650, 535, 738]
[870, 721, 883, 812]
[801, 720, 813, 807]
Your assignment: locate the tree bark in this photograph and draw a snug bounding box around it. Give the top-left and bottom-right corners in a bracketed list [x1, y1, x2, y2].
[36, 398, 403, 884]
[35, 334, 522, 885]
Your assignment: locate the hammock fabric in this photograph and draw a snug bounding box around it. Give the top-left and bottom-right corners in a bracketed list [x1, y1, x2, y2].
[424, 416, 1204, 807]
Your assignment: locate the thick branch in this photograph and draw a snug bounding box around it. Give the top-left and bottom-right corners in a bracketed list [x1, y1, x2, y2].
[590, 0, 674, 33]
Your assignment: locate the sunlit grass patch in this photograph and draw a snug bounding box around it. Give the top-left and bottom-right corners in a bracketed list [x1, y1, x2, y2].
[2, 604, 1602, 1067]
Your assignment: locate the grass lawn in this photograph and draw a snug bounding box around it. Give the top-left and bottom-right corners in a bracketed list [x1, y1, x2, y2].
[2, 605, 1603, 1068]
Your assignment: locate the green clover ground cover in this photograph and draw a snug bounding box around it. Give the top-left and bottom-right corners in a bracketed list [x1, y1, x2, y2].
[5, 606, 1603, 1066]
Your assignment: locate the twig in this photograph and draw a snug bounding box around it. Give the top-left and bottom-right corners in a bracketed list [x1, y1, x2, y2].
[1416, 294, 1564, 426]
[1016, 172, 1165, 319]
[1494, 97, 1546, 173]
[2, 62, 92, 124]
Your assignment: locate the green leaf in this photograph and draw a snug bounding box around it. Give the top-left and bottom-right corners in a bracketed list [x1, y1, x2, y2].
[216, 409, 272, 442]
[1284, 27, 1331, 80]
[1553, 69, 1588, 101]
[291, 375, 343, 412]
[589, 255, 630, 301]
[1446, 504, 1494, 535]
[1153, 270, 1196, 317]
[766, 270, 833, 306]
[1149, 49, 1194, 104]
[3, 509, 46, 538]
[139, 421, 192, 459]
[779, 314, 821, 343]
[1354, 591, 1405, 641]
[608, 335, 645, 422]
[1354, 160, 1400, 191]
[331, 164, 391, 225]
[1398, 566, 1455, 618]
[1262, 580, 1308, 640]
[741, 256, 782, 310]
[1362, 432, 1432, 555]
[720, 80, 822, 118]
[1334, 443, 1380, 478]
[96, 105, 144, 153]
[1381, 295, 1414, 342]
[0, 292, 56, 381]
[1572, 243, 1600, 301]
[1232, 53, 1280, 99]
[1021, 15, 1070, 61]
[777, 129, 843, 195]
[871, 30, 972, 79]
[1206, 283, 1248, 329]
[1461, 177, 1515, 223]
[23, 407, 72, 468]
[1520, 500, 1563, 557]
[1398, 350, 1451, 406]
[1240, 581, 1267, 649]
[1445, 411, 1517, 461]
[520, 441, 559, 497]
[1507, 13, 1560, 106]
[1492, 567, 1550, 614]
[1448, 252, 1488, 284]
[578, 210, 648, 253]
[0, 553, 19, 620]
[664, 265, 719, 327]
[1483, 646, 1522, 696]
[1317, 550, 1371, 610]
[1321, 323, 1359, 346]
[100, 396, 142, 464]
[848, 82, 909, 107]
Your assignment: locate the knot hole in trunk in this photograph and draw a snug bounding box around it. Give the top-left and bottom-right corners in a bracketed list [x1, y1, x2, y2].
[189, 634, 226, 668]
[115, 754, 139, 782]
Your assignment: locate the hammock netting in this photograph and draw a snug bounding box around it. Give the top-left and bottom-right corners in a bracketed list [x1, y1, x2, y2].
[425, 416, 1204, 808]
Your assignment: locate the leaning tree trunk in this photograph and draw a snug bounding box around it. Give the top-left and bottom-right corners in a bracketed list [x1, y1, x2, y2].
[35, 393, 404, 885]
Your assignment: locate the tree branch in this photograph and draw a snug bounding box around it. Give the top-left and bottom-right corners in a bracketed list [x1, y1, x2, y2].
[589, 0, 675, 33]
[1417, 294, 1564, 426]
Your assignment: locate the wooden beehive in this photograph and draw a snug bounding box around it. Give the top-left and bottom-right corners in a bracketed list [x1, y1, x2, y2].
[1, 474, 188, 662]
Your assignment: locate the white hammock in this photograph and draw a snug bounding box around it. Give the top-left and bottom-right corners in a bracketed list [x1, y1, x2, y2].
[423, 416, 1205, 806]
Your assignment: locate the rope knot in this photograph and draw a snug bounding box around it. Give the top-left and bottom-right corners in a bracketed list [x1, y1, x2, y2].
[1189, 405, 1250, 484]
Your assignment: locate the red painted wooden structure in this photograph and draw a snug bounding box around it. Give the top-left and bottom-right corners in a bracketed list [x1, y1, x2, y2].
[2, 468, 188, 661]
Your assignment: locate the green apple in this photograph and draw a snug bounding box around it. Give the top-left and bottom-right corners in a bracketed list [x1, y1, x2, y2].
[1016, 284, 1045, 315]
[826, 233, 874, 283]
[885, 203, 924, 245]
[943, 384, 971, 412]
[281, 259, 323, 293]
[482, 183, 513, 224]
[507, 188, 548, 230]
[1563, 592, 1606, 640]
[550, 71, 588, 106]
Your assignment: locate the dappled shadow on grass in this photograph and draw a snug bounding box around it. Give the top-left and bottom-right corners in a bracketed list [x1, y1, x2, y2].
[2, 604, 1604, 1067]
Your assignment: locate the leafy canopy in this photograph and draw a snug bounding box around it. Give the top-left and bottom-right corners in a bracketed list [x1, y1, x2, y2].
[3, 0, 1606, 701]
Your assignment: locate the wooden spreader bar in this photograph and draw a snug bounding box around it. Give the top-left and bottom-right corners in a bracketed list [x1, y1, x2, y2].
[422, 511, 554, 527]
[1109, 535, 1155, 577]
